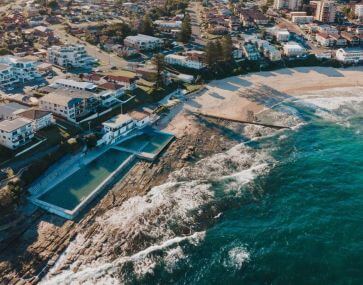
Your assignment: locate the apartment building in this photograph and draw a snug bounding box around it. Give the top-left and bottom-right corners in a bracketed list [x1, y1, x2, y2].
[283, 42, 306, 56]
[0, 56, 40, 87]
[47, 44, 96, 68]
[0, 118, 34, 149]
[335, 48, 363, 63]
[124, 34, 163, 51]
[311, 0, 336, 23]
[165, 51, 206, 70]
[274, 0, 302, 10]
[39, 93, 84, 122]
[17, 109, 54, 131]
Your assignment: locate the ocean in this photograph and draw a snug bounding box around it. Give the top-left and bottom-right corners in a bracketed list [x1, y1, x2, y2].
[43, 87, 363, 285]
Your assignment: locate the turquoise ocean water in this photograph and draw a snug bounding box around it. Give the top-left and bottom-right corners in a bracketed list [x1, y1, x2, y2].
[43, 89, 363, 285]
[135, 94, 363, 284]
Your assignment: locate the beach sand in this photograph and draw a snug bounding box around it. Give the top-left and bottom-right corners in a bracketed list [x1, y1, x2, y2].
[162, 66, 363, 137]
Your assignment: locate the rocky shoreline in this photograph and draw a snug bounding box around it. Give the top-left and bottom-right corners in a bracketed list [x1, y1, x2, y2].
[0, 113, 248, 285]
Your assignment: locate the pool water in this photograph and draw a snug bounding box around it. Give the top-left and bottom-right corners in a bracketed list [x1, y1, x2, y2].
[39, 149, 131, 211]
[118, 131, 174, 155]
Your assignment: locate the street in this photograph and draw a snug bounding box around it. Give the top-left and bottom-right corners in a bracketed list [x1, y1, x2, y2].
[187, 1, 206, 46]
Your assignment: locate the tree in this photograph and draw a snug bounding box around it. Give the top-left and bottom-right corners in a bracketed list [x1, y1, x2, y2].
[138, 14, 154, 36]
[204, 40, 219, 68]
[153, 53, 165, 88]
[221, 35, 233, 62]
[178, 14, 192, 43]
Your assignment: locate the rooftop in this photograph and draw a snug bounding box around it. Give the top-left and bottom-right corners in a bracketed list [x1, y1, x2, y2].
[0, 118, 32, 132]
[102, 114, 132, 128]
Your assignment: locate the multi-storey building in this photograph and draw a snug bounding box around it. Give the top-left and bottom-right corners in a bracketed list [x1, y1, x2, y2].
[311, 0, 336, 23]
[0, 56, 40, 87]
[47, 44, 96, 68]
[336, 48, 363, 63]
[273, 0, 302, 10]
[165, 51, 206, 70]
[0, 118, 34, 149]
[124, 34, 163, 51]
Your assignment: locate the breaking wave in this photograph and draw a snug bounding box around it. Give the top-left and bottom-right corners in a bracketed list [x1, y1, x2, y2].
[42, 87, 363, 284]
[42, 139, 274, 284]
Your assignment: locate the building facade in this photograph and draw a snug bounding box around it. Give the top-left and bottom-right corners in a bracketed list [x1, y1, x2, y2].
[0, 118, 34, 149]
[124, 34, 163, 51]
[0, 56, 40, 87]
[47, 44, 96, 68]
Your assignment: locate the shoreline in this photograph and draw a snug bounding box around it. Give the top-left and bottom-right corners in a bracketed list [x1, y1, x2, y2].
[0, 66, 362, 284]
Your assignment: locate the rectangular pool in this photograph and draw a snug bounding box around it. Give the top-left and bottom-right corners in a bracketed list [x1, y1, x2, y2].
[118, 131, 174, 155]
[38, 149, 131, 211]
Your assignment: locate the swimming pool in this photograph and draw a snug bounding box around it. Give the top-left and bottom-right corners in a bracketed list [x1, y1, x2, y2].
[38, 149, 132, 212]
[117, 130, 174, 156]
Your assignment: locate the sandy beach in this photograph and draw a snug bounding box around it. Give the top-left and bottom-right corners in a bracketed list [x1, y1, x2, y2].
[0, 66, 362, 284]
[161, 66, 363, 137]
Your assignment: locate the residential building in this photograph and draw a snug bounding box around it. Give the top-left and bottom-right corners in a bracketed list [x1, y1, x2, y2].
[165, 51, 206, 70]
[340, 31, 360, 46]
[0, 118, 34, 149]
[283, 42, 306, 56]
[39, 93, 84, 122]
[311, 0, 336, 23]
[17, 109, 54, 131]
[243, 43, 260, 61]
[124, 34, 163, 51]
[47, 44, 96, 68]
[292, 15, 314, 24]
[316, 32, 335, 46]
[101, 114, 135, 144]
[335, 48, 363, 63]
[0, 56, 40, 87]
[101, 111, 151, 144]
[0, 103, 28, 120]
[275, 29, 291, 42]
[274, 0, 302, 10]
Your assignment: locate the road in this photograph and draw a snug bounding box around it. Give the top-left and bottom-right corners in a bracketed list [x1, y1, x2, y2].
[187, 1, 206, 46]
[50, 24, 128, 71]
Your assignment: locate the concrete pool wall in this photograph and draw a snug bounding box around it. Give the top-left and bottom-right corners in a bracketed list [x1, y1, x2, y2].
[29, 128, 174, 220]
[30, 152, 136, 220]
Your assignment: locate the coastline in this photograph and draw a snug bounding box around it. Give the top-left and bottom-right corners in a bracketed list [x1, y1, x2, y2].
[0, 66, 362, 284]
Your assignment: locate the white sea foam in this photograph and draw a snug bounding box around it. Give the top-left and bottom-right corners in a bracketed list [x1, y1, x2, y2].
[292, 87, 363, 122]
[43, 139, 273, 284]
[42, 232, 205, 285]
[223, 246, 250, 271]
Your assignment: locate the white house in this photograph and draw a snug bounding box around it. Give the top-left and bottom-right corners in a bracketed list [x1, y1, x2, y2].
[283, 42, 306, 56]
[101, 111, 151, 145]
[335, 48, 363, 63]
[0, 118, 34, 149]
[47, 44, 96, 68]
[124, 34, 163, 51]
[274, 29, 290, 42]
[165, 54, 206, 70]
[101, 114, 136, 144]
[0, 56, 40, 87]
[17, 109, 54, 131]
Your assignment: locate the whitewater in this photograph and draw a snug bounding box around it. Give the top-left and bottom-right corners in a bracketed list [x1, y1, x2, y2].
[42, 86, 363, 285]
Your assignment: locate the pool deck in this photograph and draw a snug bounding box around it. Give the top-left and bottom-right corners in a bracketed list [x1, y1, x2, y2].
[28, 128, 175, 220]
